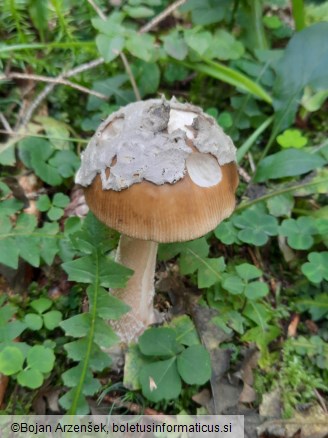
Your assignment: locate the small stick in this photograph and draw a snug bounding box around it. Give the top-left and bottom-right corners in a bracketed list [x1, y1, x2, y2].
[119, 52, 141, 101]
[87, 0, 106, 20]
[0, 112, 13, 133]
[16, 0, 187, 126]
[1, 72, 108, 100]
[139, 0, 187, 34]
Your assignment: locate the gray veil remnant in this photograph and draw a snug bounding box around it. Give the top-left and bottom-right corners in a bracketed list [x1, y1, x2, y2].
[75, 97, 239, 343]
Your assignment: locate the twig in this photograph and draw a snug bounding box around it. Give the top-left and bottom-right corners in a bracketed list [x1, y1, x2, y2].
[314, 388, 328, 413]
[20, 58, 105, 127]
[16, 0, 187, 126]
[20, 83, 56, 128]
[0, 112, 13, 133]
[238, 166, 251, 183]
[139, 0, 187, 34]
[1, 72, 108, 100]
[87, 0, 106, 20]
[89, 0, 141, 102]
[64, 57, 105, 78]
[119, 52, 141, 101]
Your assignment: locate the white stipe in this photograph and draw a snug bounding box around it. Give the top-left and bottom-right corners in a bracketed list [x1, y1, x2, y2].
[186, 153, 222, 187]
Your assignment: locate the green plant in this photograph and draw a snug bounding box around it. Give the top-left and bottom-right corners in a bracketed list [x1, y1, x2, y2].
[124, 317, 211, 403]
[0, 345, 55, 389]
[59, 213, 132, 414]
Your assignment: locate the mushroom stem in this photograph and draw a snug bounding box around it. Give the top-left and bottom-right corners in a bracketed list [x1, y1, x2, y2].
[111, 234, 158, 343]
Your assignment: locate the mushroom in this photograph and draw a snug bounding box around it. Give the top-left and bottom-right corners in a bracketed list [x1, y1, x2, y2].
[75, 97, 239, 343]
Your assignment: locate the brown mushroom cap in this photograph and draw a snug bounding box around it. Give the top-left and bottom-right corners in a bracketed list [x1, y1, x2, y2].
[84, 160, 238, 243]
[77, 98, 239, 242]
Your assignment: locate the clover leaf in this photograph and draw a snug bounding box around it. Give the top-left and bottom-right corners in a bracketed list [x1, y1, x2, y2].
[280, 216, 317, 250]
[37, 193, 70, 221]
[222, 263, 269, 299]
[232, 208, 279, 246]
[25, 297, 63, 331]
[222, 263, 269, 300]
[0, 345, 55, 389]
[301, 252, 328, 283]
[277, 129, 307, 149]
[214, 220, 240, 244]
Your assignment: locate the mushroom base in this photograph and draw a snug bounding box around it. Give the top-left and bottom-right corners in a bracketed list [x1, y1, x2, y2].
[110, 235, 158, 343]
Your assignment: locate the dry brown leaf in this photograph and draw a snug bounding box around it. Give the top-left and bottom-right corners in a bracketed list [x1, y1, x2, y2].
[258, 405, 328, 438]
[259, 388, 282, 418]
[288, 314, 300, 338]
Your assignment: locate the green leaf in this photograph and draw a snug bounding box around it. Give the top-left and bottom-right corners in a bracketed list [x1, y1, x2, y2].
[181, 0, 226, 25]
[214, 220, 240, 245]
[233, 209, 279, 246]
[0, 321, 27, 342]
[222, 275, 244, 295]
[273, 22, 328, 132]
[18, 137, 62, 186]
[255, 149, 325, 182]
[87, 286, 130, 320]
[158, 237, 209, 261]
[236, 263, 262, 281]
[17, 368, 43, 389]
[0, 238, 19, 269]
[138, 328, 182, 357]
[277, 129, 307, 149]
[171, 315, 200, 347]
[43, 310, 62, 330]
[21, 235, 40, 263]
[162, 31, 188, 60]
[177, 345, 211, 385]
[133, 60, 160, 97]
[183, 59, 272, 104]
[267, 193, 294, 217]
[47, 206, 64, 221]
[93, 317, 118, 348]
[36, 116, 71, 150]
[24, 314, 43, 330]
[296, 294, 328, 321]
[62, 364, 101, 395]
[91, 13, 125, 36]
[53, 193, 70, 208]
[95, 34, 124, 63]
[242, 325, 281, 355]
[124, 344, 151, 390]
[206, 29, 244, 61]
[87, 75, 128, 111]
[126, 33, 155, 62]
[243, 302, 271, 329]
[280, 217, 317, 249]
[63, 254, 132, 288]
[0, 304, 16, 325]
[59, 388, 89, 415]
[301, 252, 328, 283]
[225, 310, 246, 334]
[197, 257, 226, 288]
[39, 222, 60, 265]
[123, 5, 154, 18]
[60, 314, 91, 338]
[139, 358, 181, 402]
[64, 339, 111, 372]
[0, 346, 24, 375]
[27, 345, 55, 373]
[37, 195, 51, 212]
[184, 29, 211, 56]
[48, 150, 80, 178]
[244, 282, 269, 299]
[30, 297, 52, 314]
[16, 214, 37, 233]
